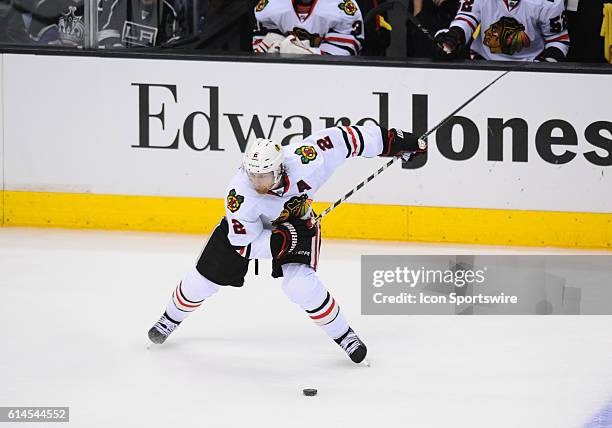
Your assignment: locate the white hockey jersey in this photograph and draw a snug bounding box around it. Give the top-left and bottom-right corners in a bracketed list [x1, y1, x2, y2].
[451, 0, 570, 61]
[223, 125, 383, 261]
[253, 0, 364, 55]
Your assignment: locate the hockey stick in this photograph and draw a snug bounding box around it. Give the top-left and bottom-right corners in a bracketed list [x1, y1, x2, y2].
[405, 9, 438, 45]
[405, 8, 457, 54]
[313, 66, 524, 224]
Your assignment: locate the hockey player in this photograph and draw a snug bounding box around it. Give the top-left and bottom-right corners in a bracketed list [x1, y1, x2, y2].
[148, 125, 427, 363]
[253, 0, 364, 55]
[433, 0, 570, 62]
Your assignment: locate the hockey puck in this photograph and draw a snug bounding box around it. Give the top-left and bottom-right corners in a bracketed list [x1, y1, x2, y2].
[302, 388, 318, 397]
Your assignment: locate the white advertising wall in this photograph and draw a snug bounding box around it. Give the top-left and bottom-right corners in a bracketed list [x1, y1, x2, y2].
[0, 54, 4, 198]
[2, 53, 611, 213]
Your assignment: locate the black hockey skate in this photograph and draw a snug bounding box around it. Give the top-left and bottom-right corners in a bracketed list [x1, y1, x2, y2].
[148, 312, 180, 344]
[335, 327, 367, 363]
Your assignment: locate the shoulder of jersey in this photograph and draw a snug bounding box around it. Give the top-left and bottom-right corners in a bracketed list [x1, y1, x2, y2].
[519, 0, 562, 10]
[225, 170, 263, 215]
[315, 0, 362, 21]
[542, 0, 564, 9]
[254, 0, 291, 18]
[284, 140, 323, 169]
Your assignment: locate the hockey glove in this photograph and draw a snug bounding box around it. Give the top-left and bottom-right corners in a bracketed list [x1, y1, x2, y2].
[279, 35, 317, 54]
[253, 32, 285, 53]
[433, 26, 465, 59]
[534, 47, 565, 63]
[380, 128, 427, 161]
[270, 217, 316, 260]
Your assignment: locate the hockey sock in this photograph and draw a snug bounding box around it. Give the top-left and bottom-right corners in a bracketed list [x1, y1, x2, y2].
[165, 267, 220, 322]
[281, 263, 350, 340]
[305, 290, 350, 340]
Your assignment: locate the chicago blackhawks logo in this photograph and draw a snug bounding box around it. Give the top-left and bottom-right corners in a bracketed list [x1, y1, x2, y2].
[292, 27, 323, 47]
[226, 189, 244, 213]
[338, 0, 358, 16]
[255, 0, 268, 12]
[273, 194, 312, 225]
[483, 16, 531, 55]
[295, 145, 318, 164]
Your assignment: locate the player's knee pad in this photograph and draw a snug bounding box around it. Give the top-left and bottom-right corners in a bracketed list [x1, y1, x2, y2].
[281, 264, 326, 309]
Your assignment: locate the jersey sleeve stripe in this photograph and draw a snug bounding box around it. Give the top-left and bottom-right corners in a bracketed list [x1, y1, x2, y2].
[338, 126, 353, 158]
[323, 36, 360, 51]
[345, 126, 359, 157]
[456, 12, 479, 27]
[455, 16, 476, 31]
[351, 126, 365, 156]
[320, 41, 356, 56]
[544, 34, 570, 43]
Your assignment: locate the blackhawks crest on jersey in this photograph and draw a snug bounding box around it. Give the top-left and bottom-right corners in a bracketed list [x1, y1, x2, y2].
[484, 16, 531, 55]
[295, 145, 318, 164]
[273, 194, 312, 225]
[255, 0, 268, 12]
[227, 189, 244, 213]
[338, 0, 358, 16]
[292, 27, 323, 47]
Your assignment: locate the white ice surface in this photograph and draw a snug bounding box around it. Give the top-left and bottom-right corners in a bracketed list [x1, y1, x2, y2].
[0, 227, 611, 428]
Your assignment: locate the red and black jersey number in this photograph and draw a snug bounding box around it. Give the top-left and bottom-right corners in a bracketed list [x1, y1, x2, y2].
[461, 0, 474, 12]
[232, 219, 246, 234]
[316, 136, 334, 151]
[549, 11, 567, 33]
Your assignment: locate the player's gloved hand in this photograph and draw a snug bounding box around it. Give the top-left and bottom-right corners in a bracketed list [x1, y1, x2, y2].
[433, 26, 465, 59]
[270, 217, 316, 260]
[380, 128, 427, 161]
[534, 47, 565, 63]
[253, 32, 285, 53]
[279, 35, 317, 54]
